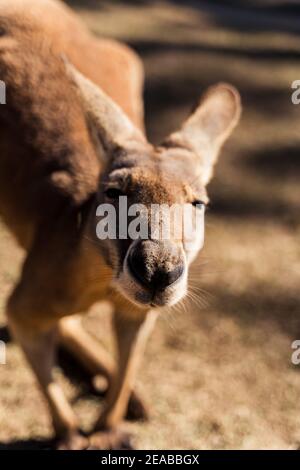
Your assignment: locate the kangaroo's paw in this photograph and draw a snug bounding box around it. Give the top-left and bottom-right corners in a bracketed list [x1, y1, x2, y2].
[55, 432, 89, 450]
[88, 428, 134, 450]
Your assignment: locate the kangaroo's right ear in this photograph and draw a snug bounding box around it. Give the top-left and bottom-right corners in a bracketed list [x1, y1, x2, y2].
[164, 83, 241, 185]
[63, 57, 146, 160]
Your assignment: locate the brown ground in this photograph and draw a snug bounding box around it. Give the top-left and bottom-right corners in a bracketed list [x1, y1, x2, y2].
[0, 0, 300, 450]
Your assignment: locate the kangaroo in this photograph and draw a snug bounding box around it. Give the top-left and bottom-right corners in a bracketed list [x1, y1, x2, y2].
[0, 0, 241, 449]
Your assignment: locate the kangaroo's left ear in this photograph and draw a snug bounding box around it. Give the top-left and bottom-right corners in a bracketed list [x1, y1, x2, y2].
[63, 57, 146, 158]
[164, 83, 241, 185]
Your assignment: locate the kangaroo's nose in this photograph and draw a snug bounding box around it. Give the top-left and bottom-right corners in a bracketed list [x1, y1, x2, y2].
[128, 240, 184, 291]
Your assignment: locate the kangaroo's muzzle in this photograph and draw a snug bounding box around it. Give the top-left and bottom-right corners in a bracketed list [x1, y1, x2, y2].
[127, 239, 185, 295]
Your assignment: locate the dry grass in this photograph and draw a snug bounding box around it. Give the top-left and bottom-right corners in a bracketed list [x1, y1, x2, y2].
[0, 0, 300, 449]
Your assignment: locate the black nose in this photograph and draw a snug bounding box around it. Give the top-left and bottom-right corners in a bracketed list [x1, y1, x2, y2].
[128, 241, 184, 291]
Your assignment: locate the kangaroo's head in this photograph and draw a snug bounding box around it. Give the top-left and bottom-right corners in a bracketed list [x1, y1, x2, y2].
[66, 62, 241, 310]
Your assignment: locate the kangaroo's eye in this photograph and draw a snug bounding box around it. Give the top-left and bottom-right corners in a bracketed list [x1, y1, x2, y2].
[192, 200, 205, 208]
[104, 188, 124, 199]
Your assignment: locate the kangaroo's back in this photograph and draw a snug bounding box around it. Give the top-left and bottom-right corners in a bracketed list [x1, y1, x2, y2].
[0, 0, 144, 247]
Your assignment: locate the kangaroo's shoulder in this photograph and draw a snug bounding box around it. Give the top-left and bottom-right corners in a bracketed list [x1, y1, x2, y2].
[0, 0, 144, 215]
[0, 0, 144, 126]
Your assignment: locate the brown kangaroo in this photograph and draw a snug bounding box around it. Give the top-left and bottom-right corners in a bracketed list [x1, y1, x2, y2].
[0, 0, 241, 449]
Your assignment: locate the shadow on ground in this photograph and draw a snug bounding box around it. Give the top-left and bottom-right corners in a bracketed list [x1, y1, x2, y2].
[204, 288, 300, 338]
[242, 145, 300, 180]
[0, 438, 54, 450]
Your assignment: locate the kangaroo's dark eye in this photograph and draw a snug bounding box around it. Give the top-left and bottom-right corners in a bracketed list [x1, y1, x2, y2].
[104, 188, 124, 199]
[192, 200, 206, 208]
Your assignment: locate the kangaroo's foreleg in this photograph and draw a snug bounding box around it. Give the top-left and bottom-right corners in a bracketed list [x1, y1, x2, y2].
[7, 307, 88, 450]
[88, 310, 157, 450]
[58, 314, 149, 421]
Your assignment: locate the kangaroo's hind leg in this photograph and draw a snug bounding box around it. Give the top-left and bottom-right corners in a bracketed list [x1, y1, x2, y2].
[6, 300, 88, 450]
[58, 314, 149, 421]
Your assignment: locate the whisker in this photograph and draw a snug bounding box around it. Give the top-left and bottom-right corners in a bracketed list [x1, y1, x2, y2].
[186, 289, 210, 310]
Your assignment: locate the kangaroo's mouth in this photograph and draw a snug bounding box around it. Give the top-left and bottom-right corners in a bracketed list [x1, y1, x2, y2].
[113, 247, 188, 309]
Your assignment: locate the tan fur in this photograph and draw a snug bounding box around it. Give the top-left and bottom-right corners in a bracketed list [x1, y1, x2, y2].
[0, 0, 241, 449]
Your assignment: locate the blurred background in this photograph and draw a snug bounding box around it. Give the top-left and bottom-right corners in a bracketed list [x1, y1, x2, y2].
[0, 0, 300, 449]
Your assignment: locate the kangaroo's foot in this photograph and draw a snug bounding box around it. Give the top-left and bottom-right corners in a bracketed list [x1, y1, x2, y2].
[55, 431, 89, 450]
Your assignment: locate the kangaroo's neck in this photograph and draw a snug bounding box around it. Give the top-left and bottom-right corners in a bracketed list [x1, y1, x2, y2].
[25, 199, 113, 318]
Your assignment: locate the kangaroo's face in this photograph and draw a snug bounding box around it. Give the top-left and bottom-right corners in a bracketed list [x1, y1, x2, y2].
[66, 62, 241, 309]
[98, 143, 207, 307]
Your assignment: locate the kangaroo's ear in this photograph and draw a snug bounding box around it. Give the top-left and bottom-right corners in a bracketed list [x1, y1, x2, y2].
[63, 58, 146, 159]
[164, 83, 241, 185]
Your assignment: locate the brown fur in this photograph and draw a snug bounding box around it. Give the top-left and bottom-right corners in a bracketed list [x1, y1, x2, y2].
[0, 0, 143, 247]
[0, 0, 241, 449]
